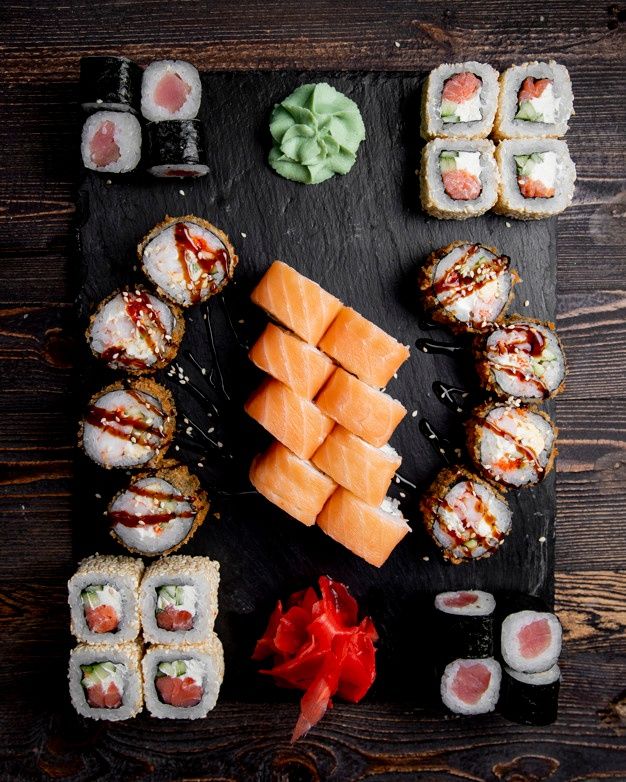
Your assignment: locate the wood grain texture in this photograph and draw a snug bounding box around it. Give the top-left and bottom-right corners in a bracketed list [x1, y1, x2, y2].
[0, 0, 625, 779]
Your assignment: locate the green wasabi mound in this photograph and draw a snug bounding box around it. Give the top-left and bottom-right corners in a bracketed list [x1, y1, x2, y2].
[268, 82, 366, 185]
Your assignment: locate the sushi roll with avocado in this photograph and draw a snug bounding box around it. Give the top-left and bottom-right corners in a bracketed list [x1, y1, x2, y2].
[421, 62, 499, 140]
[501, 664, 561, 725]
[440, 657, 502, 715]
[109, 462, 209, 557]
[142, 636, 224, 719]
[494, 139, 576, 219]
[474, 318, 567, 401]
[465, 402, 557, 488]
[435, 590, 496, 660]
[79, 378, 176, 469]
[69, 641, 143, 720]
[80, 111, 142, 174]
[68, 555, 143, 644]
[139, 215, 238, 307]
[420, 465, 512, 564]
[418, 241, 518, 333]
[420, 139, 499, 219]
[141, 60, 202, 122]
[145, 120, 209, 178]
[493, 61, 574, 141]
[86, 288, 185, 374]
[139, 555, 220, 644]
[501, 610, 562, 673]
[79, 56, 142, 114]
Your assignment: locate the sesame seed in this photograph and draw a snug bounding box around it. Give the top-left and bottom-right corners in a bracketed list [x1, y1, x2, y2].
[422, 556, 430, 562]
[524, 300, 530, 307]
[412, 410, 418, 417]
[241, 232, 247, 238]
[198, 462, 204, 469]
[400, 492, 406, 498]
[95, 493, 101, 499]
[175, 445, 180, 451]
[217, 441, 223, 448]
[394, 41, 400, 47]
[505, 221, 511, 228]
[539, 535, 546, 543]
[238, 319, 245, 324]
[179, 189, 185, 196]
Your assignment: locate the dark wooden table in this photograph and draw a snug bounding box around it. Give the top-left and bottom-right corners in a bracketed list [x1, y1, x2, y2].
[1, 2, 625, 780]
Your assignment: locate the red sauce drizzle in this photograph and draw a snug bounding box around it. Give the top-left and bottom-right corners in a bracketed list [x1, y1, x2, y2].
[174, 222, 229, 304]
[481, 415, 545, 478]
[110, 482, 195, 528]
[86, 391, 163, 447]
[487, 324, 550, 397]
[433, 245, 509, 309]
[431, 481, 502, 552]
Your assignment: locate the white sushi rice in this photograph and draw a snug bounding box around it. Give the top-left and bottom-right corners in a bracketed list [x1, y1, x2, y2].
[501, 610, 562, 673]
[435, 590, 496, 617]
[141, 60, 202, 122]
[81, 111, 141, 173]
[505, 663, 561, 686]
[441, 657, 502, 715]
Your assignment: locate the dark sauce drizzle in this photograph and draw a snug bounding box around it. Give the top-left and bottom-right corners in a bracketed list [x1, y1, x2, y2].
[486, 324, 550, 398]
[415, 338, 464, 356]
[109, 482, 195, 529]
[174, 222, 229, 305]
[205, 300, 231, 401]
[432, 381, 471, 414]
[418, 418, 460, 465]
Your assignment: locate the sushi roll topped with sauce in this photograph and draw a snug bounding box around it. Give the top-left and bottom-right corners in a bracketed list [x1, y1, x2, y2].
[465, 402, 557, 488]
[86, 288, 185, 374]
[139, 215, 237, 307]
[141, 60, 202, 122]
[419, 241, 517, 333]
[80, 378, 176, 469]
[474, 318, 566, 401]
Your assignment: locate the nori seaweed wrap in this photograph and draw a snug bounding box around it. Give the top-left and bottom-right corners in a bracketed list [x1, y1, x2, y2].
[80, 56, 142, 114]
[145, 120, 209, 178]
[435, 590, 495, 661]
[500, 665, 560, 725]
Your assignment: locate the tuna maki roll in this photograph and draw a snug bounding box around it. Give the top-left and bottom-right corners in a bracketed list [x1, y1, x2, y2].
[440, 657, 502, 715]
[86, 288, 185, 374]
[418, 241, 517, 333]
[465, 402, 557, 488]
[79, 378, 176, 469]
[145, 119, 209, 178]
[420, 466, 512, 564]
[80, 111, 142, 174]
[421, 62, 499, 140]
[500, 664, 561, 725]
[68, 555, 143, 644]
[141, 60, 202, 122]
[501, 610, 562, 673]
[474, 318, 567, 401]
[109, 462, 208, 556]
[79, 56, 142, 114]
[139, 215, 238, 307]
[435, 590, 496, 659]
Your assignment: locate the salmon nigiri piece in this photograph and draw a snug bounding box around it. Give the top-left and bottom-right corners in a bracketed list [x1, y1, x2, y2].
[249, 323, 335, 400]
[245, 379, 334, 460]
[317, 488, 411, 567]
[250, 442, 337, 526]
[312, 425, 401, 506]
[318, 307, 410, 388]
[250, 261, 343, 345]
[315, 368, 407, 447]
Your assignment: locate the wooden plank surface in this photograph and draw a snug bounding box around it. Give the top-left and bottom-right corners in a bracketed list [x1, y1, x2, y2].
[0, 0, 625, 779]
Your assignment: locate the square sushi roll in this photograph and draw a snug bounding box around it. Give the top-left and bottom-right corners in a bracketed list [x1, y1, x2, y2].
[494, 139, 576, 219]
[420, 139, 499, 219]
[421, 62, 500, 140]
[68, 555, 144, 644]
[69, 641, 143, 721]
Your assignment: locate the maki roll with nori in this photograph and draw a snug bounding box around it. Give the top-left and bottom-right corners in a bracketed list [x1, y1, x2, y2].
[145, 120, 209, 178]
[435, 590, 495, 659]
[81, 111, 142, 174]
[501, 664, 561, 725]
[420, 466, 512, 564]
[80, 56, 142, 114]
[440, 657, 501, 715]
[139, 215, 237, 307]
[474, 318, 567, 401]
[109, 462, 208, 556]
[465, 402, 557, 488]
[501, 610, 562, 673]
[418, 242, 517, 333]
[141, 60, 202, 122]
[87, 288, 185, 373]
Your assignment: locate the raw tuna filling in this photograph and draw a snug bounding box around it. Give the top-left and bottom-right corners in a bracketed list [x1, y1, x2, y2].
[155, 659, 204, 707]
[441, 72, 482, 124]
[155, 584, 196, 631]
[154, 72, 191, 113]
[515, 152, 557, 199]
[444, 592, 479, 609]
[515, 77, 557, 123]
[451, 662, 491, 704]
[518, 617, 552, 658]
[439, 151, 482, 200]
[81, 661, 126, 709]
[89, 120, 121, 167]
[80, 584, 121, 634]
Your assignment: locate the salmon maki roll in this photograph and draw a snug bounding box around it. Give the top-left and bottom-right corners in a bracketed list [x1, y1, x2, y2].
[245, 378, 334, 460]
[318, 307, 410, 388]
[249, 323, 335, 400]
[250, 442, 337, 526]
[312, 425, 401, 506]
[250, 261, 343, 345]
[317, 488, 411, 567]
[315, 368, 407, 447]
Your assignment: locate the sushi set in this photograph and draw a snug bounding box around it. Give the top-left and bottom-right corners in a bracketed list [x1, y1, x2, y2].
[70, 58, 574, 733]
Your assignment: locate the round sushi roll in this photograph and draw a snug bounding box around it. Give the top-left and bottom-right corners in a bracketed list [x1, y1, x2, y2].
[501, 610, 562, 673]
[418, 241, 517, 333]
[465, 402, 557, 488]
[493, 61, 574, 141]
[420, 465, 512, 564]
[420, 138, 499, 220]
[141, 60, 202, 122]
[86, 288, 185, 374]
[79, 378, 176, 469]
[500, 664, 560, 725]
[145, 120, 209, 178]
[440, 657, 502, 715]
[80, 111, 142, 174]
[421, 62, 500, 140]
[474, 318, 567, 402]
[79, 56, 142, 114]
[109, 461, 209, 556]
[435, 590, 496, 659]
[139, 215, 238, 307]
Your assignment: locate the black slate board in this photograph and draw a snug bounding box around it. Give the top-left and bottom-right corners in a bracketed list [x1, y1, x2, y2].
[75, 71, 556, 704]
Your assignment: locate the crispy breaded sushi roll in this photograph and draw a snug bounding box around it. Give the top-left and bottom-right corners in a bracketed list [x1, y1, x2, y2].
[142, 636, 224, 719]
[493, 61, 573, 140]
[465, 402, 557, 489]
[474, 318, 566, 402]
[421, 62, 499, 140]
[420, 466, 512, 564]
[79, 379, 176, 469]
[86, 288, 184, 374]
[420, 139, 499, 219]
[109, 462, 209, 556]
[418, 242, 517, 333]
[69, 641, 143, 721]
[139, 215, 237, 307]
[494, 139, 576, 219]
